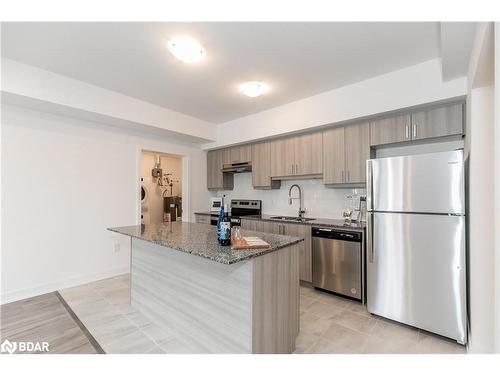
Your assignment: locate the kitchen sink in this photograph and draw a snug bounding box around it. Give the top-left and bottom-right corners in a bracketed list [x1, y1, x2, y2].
[269, 216, 316, 222]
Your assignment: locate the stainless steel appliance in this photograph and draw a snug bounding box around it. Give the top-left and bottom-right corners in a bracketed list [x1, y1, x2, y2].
[210, 197, 223, 213]
[163, 196, 182, 222]
[221, 161, 252, 173]
[230, 199, 262, 227]
[312, 228, 363, 301]
[366, 150, 467, 344]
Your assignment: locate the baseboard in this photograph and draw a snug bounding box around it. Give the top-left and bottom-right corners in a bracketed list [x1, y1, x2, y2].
[0, 266, 130, 305]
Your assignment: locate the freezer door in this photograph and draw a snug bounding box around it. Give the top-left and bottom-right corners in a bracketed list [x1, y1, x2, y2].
[366, 212, 467, 344]
[367, 150, 464, 214]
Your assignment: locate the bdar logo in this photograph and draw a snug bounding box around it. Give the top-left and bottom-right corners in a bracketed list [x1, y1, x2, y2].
[1, 339, 17, 354]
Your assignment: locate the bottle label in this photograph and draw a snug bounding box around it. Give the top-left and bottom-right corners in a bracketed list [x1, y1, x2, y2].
[220, 222, 231, 240]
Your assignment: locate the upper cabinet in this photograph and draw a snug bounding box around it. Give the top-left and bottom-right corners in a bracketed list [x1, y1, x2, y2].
[229, 144, 252, 163]
[270, 133, 323, 178]
[207, 149, 233, 190]
[370, 114, 411, 146]
[344, 122, 370, 184]
[323, 122, 369, 185]
[370, 102, 464, 146]
[207, 101, 465, 190]
[411, 103, 463, 140]
[251, 141, 281, 189]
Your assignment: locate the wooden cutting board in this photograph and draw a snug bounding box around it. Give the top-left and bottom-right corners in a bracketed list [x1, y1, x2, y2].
[231, 237, 271, 250]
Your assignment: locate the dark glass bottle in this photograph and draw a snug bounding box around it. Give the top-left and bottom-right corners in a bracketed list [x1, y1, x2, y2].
[219, 204, 231, 246]
[216, 203, 225, 242]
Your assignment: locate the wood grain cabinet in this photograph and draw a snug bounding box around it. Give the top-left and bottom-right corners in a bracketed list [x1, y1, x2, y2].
[207, 149, 233, 190]
[369, 114, 411, 146]
[240, 219, 312, 283]
[370, 102, 464, 146]
[270, 133, 322, 178]
[251, 141, 281, 189]
[195, 214, 210, 224]
[411, 103, 463, 140]
[230, 144, 252, 163]
[323, 122, 370, 185]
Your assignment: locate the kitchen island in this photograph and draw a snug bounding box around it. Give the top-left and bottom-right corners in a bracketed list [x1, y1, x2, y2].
[108, 222, 303, 354]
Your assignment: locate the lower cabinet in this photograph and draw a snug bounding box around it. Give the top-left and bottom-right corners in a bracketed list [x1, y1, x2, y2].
[240, 219, 312, 282]
[195, 214, 210, 224]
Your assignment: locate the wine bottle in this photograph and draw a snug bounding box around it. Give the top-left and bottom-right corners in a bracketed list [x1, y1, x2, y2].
[216, 203, 225, 242]
[219, 204, 231, 246]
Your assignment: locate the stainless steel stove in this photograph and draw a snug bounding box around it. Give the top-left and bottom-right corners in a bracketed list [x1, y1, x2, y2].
[230, 199, 262, 226]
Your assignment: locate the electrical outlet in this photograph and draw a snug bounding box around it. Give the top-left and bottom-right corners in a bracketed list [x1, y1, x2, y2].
[114, 243, 121, 253]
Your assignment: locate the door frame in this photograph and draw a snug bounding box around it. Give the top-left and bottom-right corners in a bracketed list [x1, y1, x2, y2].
[135, 146, 189, 225]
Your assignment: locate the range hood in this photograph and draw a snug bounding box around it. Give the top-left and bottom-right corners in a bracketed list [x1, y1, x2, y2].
[221, 162, 252, 173]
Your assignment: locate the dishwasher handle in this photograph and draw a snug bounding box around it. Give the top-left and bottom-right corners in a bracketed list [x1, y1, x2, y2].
[312, 227, 362, 242]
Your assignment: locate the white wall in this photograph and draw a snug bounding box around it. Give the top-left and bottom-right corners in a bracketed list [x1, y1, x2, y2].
[1, 58, 216, 143]
[215, 173, 364, 220]
[495, 22, 500, 354]
[468, 86, 495, 353]
[208, 59, 467, 149]
[466, 22, 496, 354]
[0, 104, 210, 304]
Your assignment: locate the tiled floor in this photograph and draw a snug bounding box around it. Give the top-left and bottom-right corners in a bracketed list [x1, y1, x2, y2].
[297, 285, 465, 354]
[57, 274, 465, 354]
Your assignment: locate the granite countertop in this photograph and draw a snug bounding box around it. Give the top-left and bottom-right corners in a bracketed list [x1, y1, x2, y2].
[108, 222, 303, 265]
[194, 211, 365, 230]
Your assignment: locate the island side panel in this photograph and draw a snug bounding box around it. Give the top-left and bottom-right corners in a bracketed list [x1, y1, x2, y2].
[251, 243, 300, 354]
[131, 238, 253, 353]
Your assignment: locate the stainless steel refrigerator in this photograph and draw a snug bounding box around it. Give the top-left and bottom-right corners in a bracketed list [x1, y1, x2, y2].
[366, 150, 467, 344]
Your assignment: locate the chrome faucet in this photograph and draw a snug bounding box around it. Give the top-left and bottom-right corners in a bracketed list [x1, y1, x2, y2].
[288, 184, 305, 218]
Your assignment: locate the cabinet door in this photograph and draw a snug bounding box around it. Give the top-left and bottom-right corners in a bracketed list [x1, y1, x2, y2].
[322, 127, 345, 184]
[270, 138, 295, 177]
[207, 149, 232, 190]
[294, 132, 323, 176]
[240, 144, 252, 163]
[240, 218, 257, 231]
[344, 122, 370, 184]
[252, 142, 280, 189]
[370, 114, 411, 146]
[412, 103, 464, 140]
[195, 214, 210, 224]
[261, 221, 282, 235]
[230, 145, 253, 163]
[206, 150, 217, 189]
[284, 223, 312, 282]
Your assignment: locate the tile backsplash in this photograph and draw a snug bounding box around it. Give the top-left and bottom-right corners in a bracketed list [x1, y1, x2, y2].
[215, 173, 365, 219]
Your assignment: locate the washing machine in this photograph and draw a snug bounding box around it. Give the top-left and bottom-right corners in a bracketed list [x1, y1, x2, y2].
[140, 177, 151, 224]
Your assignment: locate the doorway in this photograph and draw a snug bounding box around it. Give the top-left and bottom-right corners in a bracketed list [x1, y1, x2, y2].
[140, 151, 183, 224]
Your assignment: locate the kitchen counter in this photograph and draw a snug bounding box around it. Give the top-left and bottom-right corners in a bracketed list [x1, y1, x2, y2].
[108, 221, 301, 353]
[194, 211, 365, 230]
[108, 222, 302, 265]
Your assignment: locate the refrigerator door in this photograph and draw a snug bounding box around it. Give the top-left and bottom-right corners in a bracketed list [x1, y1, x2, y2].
[366, 212, 467, 344]
[367, 150, 464, 214]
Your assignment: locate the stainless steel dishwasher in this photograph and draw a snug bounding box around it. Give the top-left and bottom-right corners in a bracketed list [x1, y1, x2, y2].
[312, 227, 363, 301]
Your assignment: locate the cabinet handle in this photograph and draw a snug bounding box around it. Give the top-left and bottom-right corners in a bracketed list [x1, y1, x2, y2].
[342, 170, 345, 183]
[405, 124, 409, 139]
[291, 164, 294, 175]
[412, 123, 417, 138]
[347, 170, 350, 182]
[296, 163, 298, 175]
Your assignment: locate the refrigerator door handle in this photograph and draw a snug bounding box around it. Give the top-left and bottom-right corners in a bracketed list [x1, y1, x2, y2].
[366, 160, 373, 211]
[367, 212, 374, 263]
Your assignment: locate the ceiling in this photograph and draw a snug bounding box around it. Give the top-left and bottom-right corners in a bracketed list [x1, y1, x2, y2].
[1, 22, 468, 124]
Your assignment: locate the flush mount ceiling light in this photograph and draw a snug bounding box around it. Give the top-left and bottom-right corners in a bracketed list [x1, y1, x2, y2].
[167, 36, 205, 64]
[239, 81, 270, 98]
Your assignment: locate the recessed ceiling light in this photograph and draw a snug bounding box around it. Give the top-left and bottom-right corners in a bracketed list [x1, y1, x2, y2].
[167, 36, 205, 64]
[239, 81, 269, 98]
